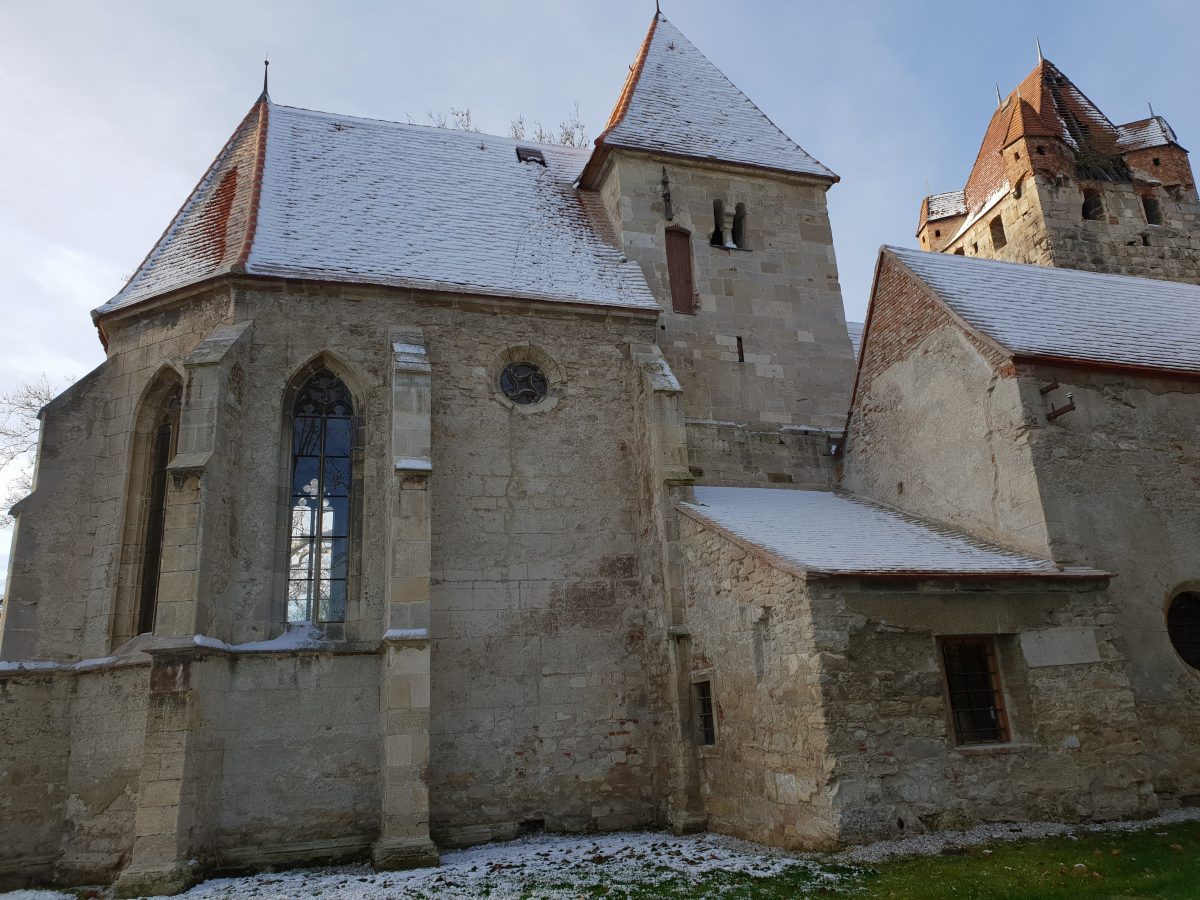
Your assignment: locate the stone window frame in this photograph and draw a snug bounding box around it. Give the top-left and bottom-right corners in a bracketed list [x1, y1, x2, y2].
[109, 365, 184, 650]
[989, 215, 1007, 251]
[273, 354, 367, 641]
[1081, 188, 1107, 222]
[938, 635, 1013, 746]
[487, 345, 564, 415]
[1141, 193, 1166, 227]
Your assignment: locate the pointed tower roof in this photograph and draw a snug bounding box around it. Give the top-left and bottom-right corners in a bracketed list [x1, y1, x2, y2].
[579, 14, 836, 187]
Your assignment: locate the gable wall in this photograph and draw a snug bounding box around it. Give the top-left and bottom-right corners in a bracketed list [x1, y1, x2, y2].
[841, 257, 1051, 556]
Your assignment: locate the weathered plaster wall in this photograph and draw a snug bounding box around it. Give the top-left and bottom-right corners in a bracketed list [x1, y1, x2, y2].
[221, 283, 663, 843]
[209, 652, 380, 864]
[842, 259, 1052, 556]
[0, 663, 150, 891]
[599, 152, 856, 428]
[1018, 365, 1200, 801]
[678, 515, 837, 848]
[0, 670, 72, 887]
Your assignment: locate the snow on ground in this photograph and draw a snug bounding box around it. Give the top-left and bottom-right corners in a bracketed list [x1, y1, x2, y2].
[7, 809, 1200, 899]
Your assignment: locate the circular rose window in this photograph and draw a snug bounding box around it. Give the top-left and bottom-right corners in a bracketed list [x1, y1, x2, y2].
[1168, 592, 1200, 670]
[499, 362, 549, 405]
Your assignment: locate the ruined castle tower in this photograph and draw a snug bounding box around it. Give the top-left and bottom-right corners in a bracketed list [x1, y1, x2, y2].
[917, 59, 1200, 284]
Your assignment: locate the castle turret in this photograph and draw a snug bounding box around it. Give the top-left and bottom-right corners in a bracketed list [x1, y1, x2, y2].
[918, 59, 1200, 283]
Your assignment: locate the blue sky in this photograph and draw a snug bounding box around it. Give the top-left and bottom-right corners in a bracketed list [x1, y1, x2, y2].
[0, 0, 1196, 569]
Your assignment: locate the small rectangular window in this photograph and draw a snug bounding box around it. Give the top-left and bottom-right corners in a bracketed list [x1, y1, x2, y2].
[665, 229, 696, 315]
[940, 637, 1010, 745]
[693, 679, 716, 745]
[736, 336, 744, 362]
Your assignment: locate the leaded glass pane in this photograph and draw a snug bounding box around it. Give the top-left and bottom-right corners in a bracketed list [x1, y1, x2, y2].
[287, 371, 353, 625]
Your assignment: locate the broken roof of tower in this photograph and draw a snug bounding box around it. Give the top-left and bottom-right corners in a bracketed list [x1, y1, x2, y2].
[882, 245, 1200, 375]
[920, 60, 1184, 229]
[95, 100, 659, 320]
[578, 14, 836, 188]
[679, 487, 1103, 578]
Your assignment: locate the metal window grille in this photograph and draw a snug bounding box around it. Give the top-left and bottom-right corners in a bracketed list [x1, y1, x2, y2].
[940, 637, 1010, 745]
[693, 680, 716, 745]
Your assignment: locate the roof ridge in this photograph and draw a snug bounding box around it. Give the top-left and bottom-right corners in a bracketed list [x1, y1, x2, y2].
[233, 100, 270, 272]
[602, 13, 660, 135]
[268, 102, 593, 154]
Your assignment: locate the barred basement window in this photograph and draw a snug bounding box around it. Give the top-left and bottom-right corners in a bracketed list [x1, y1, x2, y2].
[940, 636, 1010, 745]
[1167, 592, 1200, 671]
[693, 679, 716, 745]
[990, 216, 1007, 250]
[287, 371, 354, 625]
[1082, 189, 1105, 222]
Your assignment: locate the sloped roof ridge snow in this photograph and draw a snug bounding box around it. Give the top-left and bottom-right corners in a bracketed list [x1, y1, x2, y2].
[887, 245, 1200, 373]
[96, 100, 659, 317]
[593, 15, 836, 181]
[679, 486, 1097, 576]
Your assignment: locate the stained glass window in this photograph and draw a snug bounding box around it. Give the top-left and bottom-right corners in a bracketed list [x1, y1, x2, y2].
[287, 372, 353, 625]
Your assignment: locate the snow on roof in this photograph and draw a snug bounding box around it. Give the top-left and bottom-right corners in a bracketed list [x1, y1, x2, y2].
[97, 102, 659, 317]
[887, 245, 1200, 374]
[926, 190, 966, 221]
[1116, 116, 1179, 152]
[585, 15, 836, 183]
[679, 487, 1094, 577]
[845, 321, 864, 358]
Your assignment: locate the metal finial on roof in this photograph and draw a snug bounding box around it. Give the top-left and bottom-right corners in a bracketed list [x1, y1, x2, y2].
[1149, 101, 1156, 118]
[1036, 38, 1043, 62]
[260, 55, 270, 100]
[995, 84, 1003, 108]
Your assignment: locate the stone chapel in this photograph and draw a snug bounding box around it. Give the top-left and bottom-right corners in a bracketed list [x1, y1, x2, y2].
[2, 12, 1200, 896]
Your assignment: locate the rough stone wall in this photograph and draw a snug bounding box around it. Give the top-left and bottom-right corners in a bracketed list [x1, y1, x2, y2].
[1030, 176, 1200, 283]
[685, 422, 837, 489]
[941, 174, 1055, 267]
[817, 578, 1154, 838]
[597, 152, 856, 429]
[678, 515, 837, 848]
[841, 258, 1052, 556]
[1017, 364, 1200, 802]
[1, 289, 235, 662]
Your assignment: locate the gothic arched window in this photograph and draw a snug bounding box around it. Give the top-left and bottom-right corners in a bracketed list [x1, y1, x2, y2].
[136, 386, 181, 635]
[287, 372, 354, 625]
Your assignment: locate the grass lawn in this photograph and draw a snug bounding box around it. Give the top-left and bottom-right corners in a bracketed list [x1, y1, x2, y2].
[678, 820, 1200, 899]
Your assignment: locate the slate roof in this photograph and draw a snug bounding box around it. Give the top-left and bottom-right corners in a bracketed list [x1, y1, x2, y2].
[579, 14, 835, 187]
[96, 100, 659, 318]
[679, 487, 1100, 578]
[886, 245, 1200, 374]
